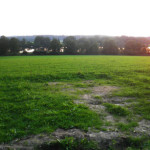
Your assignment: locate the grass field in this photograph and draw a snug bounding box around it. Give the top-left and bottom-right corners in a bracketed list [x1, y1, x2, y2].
[0, 55, 150, 149]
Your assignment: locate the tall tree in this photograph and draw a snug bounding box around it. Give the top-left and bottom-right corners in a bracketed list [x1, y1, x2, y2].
[20, 38, 26, 50]
[0, 36, 9, 55]
[63, 36, 77, 54]
[43, 37, 51, 49]
[34, 36, 50, 50]
[102, 39, 118, 55]
[77, 38, 90, 54]
[124, 39, 143, 55]
[50, 38, 61, 54]
[26, 41, 34, 49]
[86, 38, 99, 55]
[34, 36, 43, 49]
[9, 38, 20, 54]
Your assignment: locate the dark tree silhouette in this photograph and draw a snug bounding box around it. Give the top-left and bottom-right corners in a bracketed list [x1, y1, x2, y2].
[34, 36, 51, 50]
[124, 40, 143, 55]
[102, 39, 118, 55]
[86, 38, 99, 55]
[43, 37, 51, 49]
[9, 38, 20, 54]
[26, 41, 34, 49]
[63, 36, 77, 54]
[50, 38, 61, 54]
[0, 35, 150, 56]
[20, 38, 26, 50]
[0, 36, 9, 55]
[77, 38, 90, 54]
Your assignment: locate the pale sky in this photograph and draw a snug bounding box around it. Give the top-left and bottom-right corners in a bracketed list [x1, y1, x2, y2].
[0, 0, 150, 37]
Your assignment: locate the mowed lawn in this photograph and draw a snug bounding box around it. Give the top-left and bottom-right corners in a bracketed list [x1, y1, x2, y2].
[0, 55, 150, 143]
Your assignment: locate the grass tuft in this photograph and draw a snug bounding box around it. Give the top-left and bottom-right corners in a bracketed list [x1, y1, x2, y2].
[104, 103, 130, 116]
[117, 122, 138, 131]
[36, 137, 100, 150]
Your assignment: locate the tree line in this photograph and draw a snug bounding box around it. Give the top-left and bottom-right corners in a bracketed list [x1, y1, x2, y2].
[0, 35, 149, 56]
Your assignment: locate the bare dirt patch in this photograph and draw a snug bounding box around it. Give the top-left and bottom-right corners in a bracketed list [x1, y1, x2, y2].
[74, 86, 119, 105]
[0, 129, 127, 150]
[102, 97, 129, 104]
[48, 82, 60, 86]
[92, 86, 119, 96]
[0, 134, 52, 150]
[134, 119, 150, 136]
[52, 129, 86, 139]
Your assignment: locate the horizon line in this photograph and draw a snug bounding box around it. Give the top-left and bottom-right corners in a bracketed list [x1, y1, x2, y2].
[1, 34, 150, 38]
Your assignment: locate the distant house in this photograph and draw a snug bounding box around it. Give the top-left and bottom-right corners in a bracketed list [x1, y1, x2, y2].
[60, 47, 64, 53]
[140, 45, 150, 54]
[25, 48, 35, 53]
[146, 47, 150, 54]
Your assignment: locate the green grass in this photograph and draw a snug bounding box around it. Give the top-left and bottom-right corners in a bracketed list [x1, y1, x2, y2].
[0, 55, 150, 143]
[132, 99, 150, 120]
[104, 103, 130, 116]
[36, 137, 100, 150]
[117, 122, 138, 131]
[125, 136, 150, 150]
[0, 81, 102, 142]
[93, 95, 102, 100]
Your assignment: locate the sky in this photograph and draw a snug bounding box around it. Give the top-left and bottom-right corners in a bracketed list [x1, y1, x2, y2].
[0, 0, 150, 37]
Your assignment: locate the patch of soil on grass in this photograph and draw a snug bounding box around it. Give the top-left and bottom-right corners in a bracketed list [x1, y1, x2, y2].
[92, 86, 119, 96]
[48, 82, 60, 86]
[87, 104, 105, 113]
[102, 97, 129, 104]
[0, 134, 52, 150]
[48, 81, 150, 137]
[134, 119, 150, 136]
[52, 129, 86, 139]
[105, 115, 116, 123]
[0, 129, 128, 150]
[1, 81, 149, 150]
[72, 83, 149, 138]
